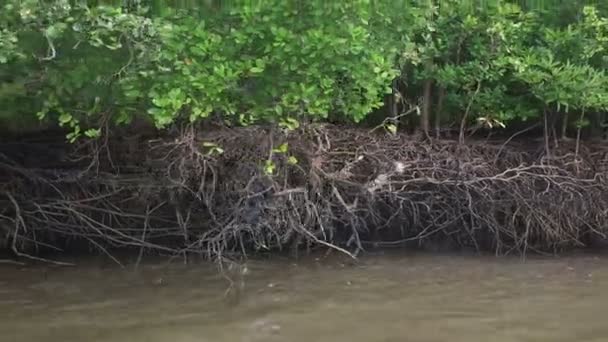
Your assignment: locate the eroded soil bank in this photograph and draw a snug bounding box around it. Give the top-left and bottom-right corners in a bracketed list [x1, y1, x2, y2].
[1, 124, 608, 263]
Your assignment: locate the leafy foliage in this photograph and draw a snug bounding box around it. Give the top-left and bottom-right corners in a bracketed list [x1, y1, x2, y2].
[0, 0, 607, 139]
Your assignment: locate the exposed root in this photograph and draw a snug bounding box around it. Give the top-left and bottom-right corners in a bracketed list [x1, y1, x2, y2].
[1, 124, 608, 264]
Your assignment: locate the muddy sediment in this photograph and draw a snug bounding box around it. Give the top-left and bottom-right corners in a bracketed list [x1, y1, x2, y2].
[1, 124, 608, 262]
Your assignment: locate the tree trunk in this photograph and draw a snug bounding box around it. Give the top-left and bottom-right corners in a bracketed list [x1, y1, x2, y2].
[459, 81, 481, 146]
[543, 108, 551, 157]
[390, 79, 398, 118]
[548, 109, 559, 148]
[421, 61, 433, 138]
[576, 109, 585, 159]
[561, 112, 568, 140]
[435, 86, 445, 138]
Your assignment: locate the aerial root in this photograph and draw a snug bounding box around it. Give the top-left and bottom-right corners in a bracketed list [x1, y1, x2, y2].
[1, 124, 608, 263]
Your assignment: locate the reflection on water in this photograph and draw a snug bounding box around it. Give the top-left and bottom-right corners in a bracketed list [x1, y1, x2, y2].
[1, 252, 608, 342]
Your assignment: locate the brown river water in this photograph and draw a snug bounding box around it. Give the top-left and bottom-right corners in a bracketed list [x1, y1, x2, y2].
[2, 252, 608, 342]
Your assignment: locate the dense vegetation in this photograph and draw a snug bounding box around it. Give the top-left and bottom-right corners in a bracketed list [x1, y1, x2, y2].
[3, 1, 608, 263]
[1, 0, 607, 141]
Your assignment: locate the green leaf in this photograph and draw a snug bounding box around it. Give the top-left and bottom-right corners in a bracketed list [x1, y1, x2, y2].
[264, 160, 276, 175]
[66, 131, 80, 143]
[279, 117, 300, 131]
[59, 113, 73, 125]
[277, 142, 288, 153]
[287, 156, 298, 165]
[36, 110, 47, 120]
[250, 67, 264, 73]
[84, 128, 101, 138]
[125, 89, 141, 98]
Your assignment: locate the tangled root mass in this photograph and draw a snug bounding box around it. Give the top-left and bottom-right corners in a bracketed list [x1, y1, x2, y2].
[2, 125, 608, 262]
